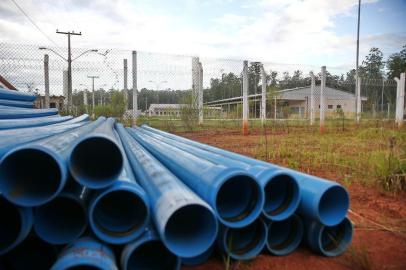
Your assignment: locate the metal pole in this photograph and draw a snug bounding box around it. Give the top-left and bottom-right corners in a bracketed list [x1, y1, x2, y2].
[274, 96, 277, 120]
[132, 51, 138, 124]
[381, 78, 385, 112]
[124, 59, 128, 111]
[356, 77, 361, 123]
[44, 54, 50, 109]
[355, 0, 361, 124]
[260, 64, 266, 125]
[320, 66, 326, 132]
[310, 72, 315, 125]
[242, 60, 249, 135]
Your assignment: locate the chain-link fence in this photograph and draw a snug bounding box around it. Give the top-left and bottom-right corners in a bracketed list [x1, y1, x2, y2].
[0, 42, 403, 129]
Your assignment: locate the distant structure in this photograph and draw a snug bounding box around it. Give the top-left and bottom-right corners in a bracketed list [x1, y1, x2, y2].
[35, 95, 65, 109]
[0, 74, 17, 90]
[275, 86, 367, 118]
[147, 104, 221, 118]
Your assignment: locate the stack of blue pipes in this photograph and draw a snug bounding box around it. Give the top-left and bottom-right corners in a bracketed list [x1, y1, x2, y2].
[0, 86, 353, 270]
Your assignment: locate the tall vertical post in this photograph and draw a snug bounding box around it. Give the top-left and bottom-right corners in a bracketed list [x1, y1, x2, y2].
[274, 96, 277, 120]
[132, 51, 138, 125]
[310, 72, 315, 125]
[67, 34, 72, 112]
[395, 72, 405, 128]
[320, 66, 326, 133]
[260, 64, 266, 125]
[43, 54, 50, 109]
[123, 59, 128, 111]
[192, 57, 200, 120]
[198, 62, 203, 124]
[63, 70, 68, 109]
[242, 60, 249, 135]
[356, 77, 361, 123]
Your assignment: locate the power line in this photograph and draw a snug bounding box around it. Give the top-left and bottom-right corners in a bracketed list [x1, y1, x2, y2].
[8, 0, 59, 47]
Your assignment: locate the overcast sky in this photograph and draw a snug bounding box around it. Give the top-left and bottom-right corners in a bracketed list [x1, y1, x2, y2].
[0, 0, 405, 94]
[1, 0, 405, 66]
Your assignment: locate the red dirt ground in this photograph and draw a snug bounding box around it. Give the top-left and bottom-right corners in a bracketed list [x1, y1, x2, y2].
[179, 129, 406, 270]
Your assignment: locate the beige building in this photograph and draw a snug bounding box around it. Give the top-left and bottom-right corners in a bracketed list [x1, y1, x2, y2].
[147, 104, 222, 118]
[34, 95, 65, 109]
[275, 86, 367, 118]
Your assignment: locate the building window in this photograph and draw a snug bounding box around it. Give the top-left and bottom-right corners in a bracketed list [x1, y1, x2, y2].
[328, 105, 333, 109]
[50, 102, 56, 108]
[337, 105, 342, 109]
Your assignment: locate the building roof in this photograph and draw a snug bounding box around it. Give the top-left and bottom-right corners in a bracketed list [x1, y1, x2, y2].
[148, 103, 221, 111]
[276, 86, 367, 101]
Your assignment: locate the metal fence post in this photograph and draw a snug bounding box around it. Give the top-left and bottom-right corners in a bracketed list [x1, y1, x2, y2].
[355, 75, 361, 124]
[395, 72, 405, 128]
[43, 54, 50, 109]
[242, 60, 249, 135]
[260, 64, 266, 125]
[124, 59, 128, 111]
[132, 51, 138, 125]
[310, 72, 315, 125]
[63, 70, 68, 109]
[320, 66, 326, 132]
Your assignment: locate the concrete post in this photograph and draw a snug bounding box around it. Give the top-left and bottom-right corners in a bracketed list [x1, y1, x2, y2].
[132, 51, 138, 124]
[274, 96, 277, 120]
[192, 57, 200, 120]
[198, 62, 203, 124]
[260, 64, 266, 125]
[242, 60, 249, 135]
[44, 54, 50, 109]
[124, 59, 128, 111]
[320, 66, 326, 132]
[355, 75, 361, 123]
[395, 72, 405, 128]
[63, 70, 68, 109]
[310, 72, 315, 125]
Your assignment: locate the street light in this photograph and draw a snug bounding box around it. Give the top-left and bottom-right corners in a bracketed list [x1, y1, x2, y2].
[39, 47, 98, 111]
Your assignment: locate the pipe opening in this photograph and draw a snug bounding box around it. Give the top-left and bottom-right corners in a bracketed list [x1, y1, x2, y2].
[67, 267, 102, 270]
[216, 175, 260, 222]
[2, 235, 57, 270]
[70, 137, 123, 187]
[127, 240, 178, 270]
[263, 174, 299, 219]
[318, 186, 349, 226]
[35, 196, 86, 244]
[0, 148, 62, 205]
[224, 219, 266, 257]
[320, 218, 352, 256]
[0, 198, 20, 252]
[267, 215, 303, 255]
[164, 204, 217, 257]
[93, 190, 148, 236]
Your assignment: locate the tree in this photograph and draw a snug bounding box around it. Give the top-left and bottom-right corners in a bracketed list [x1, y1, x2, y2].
[386, 45, 406, 79]
[360, 47, 384, 78]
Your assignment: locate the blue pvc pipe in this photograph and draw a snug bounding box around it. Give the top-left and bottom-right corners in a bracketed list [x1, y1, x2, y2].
[88, 130, 150, 244]
[218, 218, 267, 261]
[121, 226, 181, 270]
[116, 123, 218, 258]
[0, 87, 36, 101]
[69, 117, 123, 189]
[34, 180, 89, 245]
[0, 195, 33, 255]
[304, 216, 353, 257]
[51, 237, 118, 270]
[0, 107, 58, 119]
[128, 127, 264, 229]
[0, 115, 72, 130]
[181, 246, 213, 266]
[0, 121, 87, 158]
[141, 125, 349, 226]
[138, 127, 299, 222]
[266, 214, 303, 256]
[56, 114, 90, 125]
[0, 117, 105, 207]
[0, 98, 33, 108]
[1, 234, 58, 270]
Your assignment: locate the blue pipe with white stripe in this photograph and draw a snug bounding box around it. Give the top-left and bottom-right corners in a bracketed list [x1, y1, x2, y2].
[0, 117, 105, 207]
[138, 126, 299, 221]
[141, 125, 349, 226]
[0, 87, 36, 102]
[69, 117, 123, 189]
[116, 123, 218, 258]
[0, 115, 72, 130]
[0, 107, 58, 119]
[0, 98, 33, 108]
[128, 127, 264, 229]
